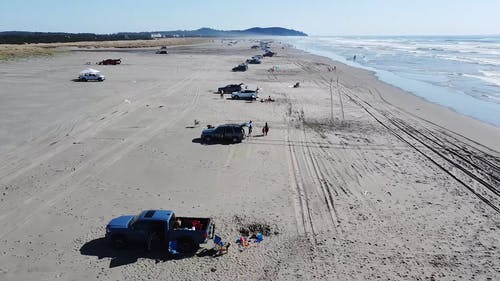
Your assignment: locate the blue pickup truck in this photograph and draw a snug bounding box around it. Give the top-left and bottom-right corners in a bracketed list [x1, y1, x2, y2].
[105, 210, 214, 253]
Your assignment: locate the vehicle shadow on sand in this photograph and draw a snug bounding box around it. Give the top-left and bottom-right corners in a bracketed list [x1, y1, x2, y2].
[191, 138, 242, 145]
[70, 79, 103, 82]
[80, 237, 195, 268]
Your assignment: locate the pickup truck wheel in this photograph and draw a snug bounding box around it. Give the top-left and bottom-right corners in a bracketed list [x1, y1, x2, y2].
[81, 78, 87, 82]
[204, 136, 211, 143]
[232, 137, 239, 143]
[177, 238, 198, 253]
[111, 235, 127, 249]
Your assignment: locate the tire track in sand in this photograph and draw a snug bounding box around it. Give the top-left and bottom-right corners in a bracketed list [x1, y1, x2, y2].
[286, 120, 340, 244]
[0, 73, 202, 240]
[0, 74, 196, 186]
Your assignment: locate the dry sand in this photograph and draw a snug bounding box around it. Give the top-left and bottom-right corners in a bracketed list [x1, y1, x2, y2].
[0, 40, 499, 280]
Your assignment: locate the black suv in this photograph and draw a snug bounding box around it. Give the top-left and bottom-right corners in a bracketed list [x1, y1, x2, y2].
[232, 63, 248, 72]
[201, 124, 245, 143]
[263, 51, 276, 57]
[218, 83, 243, 94]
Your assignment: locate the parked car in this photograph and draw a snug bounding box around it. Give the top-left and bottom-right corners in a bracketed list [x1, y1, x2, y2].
[246, 57, 261, 64]
[106, 209, 214, 253]
[218, 83, 243, 94]
[156, 46, 168, 54]
[263, 51, 276, 57]
[231, 90, 258, 100]
[98, 59, 121, 65]
[232, 63, 248, 72]
[201, 124, 246, 143]
[252, 55, 263, 60]
[78, 68, 105, 82]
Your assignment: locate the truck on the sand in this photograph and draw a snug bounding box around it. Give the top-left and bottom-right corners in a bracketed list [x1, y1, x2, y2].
[106, 210, 214, 253]
[98, 58, 121, 65]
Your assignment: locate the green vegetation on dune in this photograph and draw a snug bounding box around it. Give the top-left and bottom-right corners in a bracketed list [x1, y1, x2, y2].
[0, 38, 206, 61]
[0, 45, 60, 61]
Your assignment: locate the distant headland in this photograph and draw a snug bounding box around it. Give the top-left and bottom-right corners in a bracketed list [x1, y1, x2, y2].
[0, 27, 307, 44]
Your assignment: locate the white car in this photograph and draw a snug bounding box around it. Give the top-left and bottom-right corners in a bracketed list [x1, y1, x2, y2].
[78, 68, 105, 82]
[231, 90, 258, 100]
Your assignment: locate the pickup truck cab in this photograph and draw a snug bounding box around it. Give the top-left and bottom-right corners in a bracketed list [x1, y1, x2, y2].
[106, 210, 214, 253]
[98, 58, 121, 65]
[218, 83, 243, 94]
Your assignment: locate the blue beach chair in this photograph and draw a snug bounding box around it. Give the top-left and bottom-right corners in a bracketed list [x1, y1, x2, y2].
[214, 235, 224, 247]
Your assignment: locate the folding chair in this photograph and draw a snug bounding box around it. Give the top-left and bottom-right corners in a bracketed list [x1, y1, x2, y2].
[213, 235, 230, 256]
[214, 235, 224, 248]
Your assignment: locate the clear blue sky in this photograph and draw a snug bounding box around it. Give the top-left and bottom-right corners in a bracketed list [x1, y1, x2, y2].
[1, 0, 499, 35]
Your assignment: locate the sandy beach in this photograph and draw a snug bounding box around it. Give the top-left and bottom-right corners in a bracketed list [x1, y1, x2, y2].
[0, 40, 499, 280]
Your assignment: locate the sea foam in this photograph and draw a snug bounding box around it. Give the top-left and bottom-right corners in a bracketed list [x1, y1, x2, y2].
[285, 36, 500, 127]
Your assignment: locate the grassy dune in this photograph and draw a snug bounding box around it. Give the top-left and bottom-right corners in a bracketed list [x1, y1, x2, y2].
[0, 38, 207, 61]
[0, 45, 59, 60]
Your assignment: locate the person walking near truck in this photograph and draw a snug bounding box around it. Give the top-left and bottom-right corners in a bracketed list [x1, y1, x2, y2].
[263, 122, 269, 136]
[247, 120, 253, 136]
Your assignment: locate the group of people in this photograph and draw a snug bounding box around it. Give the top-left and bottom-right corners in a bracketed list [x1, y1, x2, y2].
[247, 120, 269, 137]
[260, 95, 275, 103]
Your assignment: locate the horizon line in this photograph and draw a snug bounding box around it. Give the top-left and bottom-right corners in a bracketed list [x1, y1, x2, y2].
[2, 29, 500, 38]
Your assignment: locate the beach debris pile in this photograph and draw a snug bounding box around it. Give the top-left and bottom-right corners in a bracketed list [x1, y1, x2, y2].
[234, 221, 276, 251]
[238, 222, 272, 236]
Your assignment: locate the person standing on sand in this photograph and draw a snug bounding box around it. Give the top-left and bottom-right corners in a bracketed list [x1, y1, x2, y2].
[248, 120, 253, 136]
[264, 122, 269, 136]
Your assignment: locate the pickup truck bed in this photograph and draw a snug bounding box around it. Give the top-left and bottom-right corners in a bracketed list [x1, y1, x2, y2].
[170, 217, 212, 251]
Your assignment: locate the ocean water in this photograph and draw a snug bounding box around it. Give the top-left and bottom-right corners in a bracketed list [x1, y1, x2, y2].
[285, 36, 500, 127]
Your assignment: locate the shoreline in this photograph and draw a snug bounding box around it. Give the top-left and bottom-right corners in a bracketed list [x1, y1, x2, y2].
[285, 45, 500, 152]
[286, 37, 500, 129]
